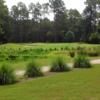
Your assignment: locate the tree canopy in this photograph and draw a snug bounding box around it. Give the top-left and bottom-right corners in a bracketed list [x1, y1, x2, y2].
[0, 0, 100, 43]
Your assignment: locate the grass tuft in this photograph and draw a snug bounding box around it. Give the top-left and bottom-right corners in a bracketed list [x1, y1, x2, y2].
[51, 57, 71, 72]
[25, 61, 43, 78]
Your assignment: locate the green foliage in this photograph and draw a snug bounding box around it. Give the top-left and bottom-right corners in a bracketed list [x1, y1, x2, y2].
[89, 33, 100, 44]
[74, 55, 92, 68]
[0, 63, 16, 85]
[51, 57, 71, 72]
[0, 0, 100, 43]
[69, 51, 75, 58]
[86, 49, 100, 57]
[87, 52, 99, 57]
[0, 0, 8, 43]
[8, 54, 18, 60]
[25, 61, 43, 78]
[65, 31, 75, 42]
[0, 43, 99, 63]
[83, 0, 100, 37]
[77, 48, 86, 56]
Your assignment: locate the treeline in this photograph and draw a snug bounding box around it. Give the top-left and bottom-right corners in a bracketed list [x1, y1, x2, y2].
[0, 0, 100, 43]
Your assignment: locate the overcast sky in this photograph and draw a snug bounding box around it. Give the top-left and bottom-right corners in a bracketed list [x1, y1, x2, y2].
[5, 0, 86, 13]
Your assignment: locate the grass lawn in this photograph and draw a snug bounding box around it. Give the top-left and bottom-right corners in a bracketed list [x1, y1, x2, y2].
[0, 64, 100, 100]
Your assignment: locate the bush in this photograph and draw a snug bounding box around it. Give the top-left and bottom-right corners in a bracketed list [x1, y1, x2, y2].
[51, 57, 71, 72]
[8, 54, 17, 60]
[77, 49, 86, 56]
[74, 55, 92, 68]
[89, 33, 100, 44]
[69, 51, 75, 58]
[25, 61, 43, 78]
[87, 51, 99, 57]
[65, 31, 75, 42]
[54, 48, 57, 51]
[0, 63, 16, 85]
[61, 47, 64, 50]
[64, 46, 69, 50]
[86, 47, 100, 57]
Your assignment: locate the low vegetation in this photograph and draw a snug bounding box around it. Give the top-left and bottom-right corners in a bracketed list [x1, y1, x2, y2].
[0, 63, 16, 85]
[25, 61, 43, 78]
[51, 57, 71, 72]
[69, 51, 75, 58]
[0, 43, 99, 100]
[0, 43, 99, 70]
[74, 55, 92, 68]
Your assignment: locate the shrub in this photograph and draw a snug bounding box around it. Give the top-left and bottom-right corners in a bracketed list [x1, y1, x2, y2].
[8, 54, 17, 60]
[89, 33, 100, 44]
[49, 48, 53, 51]
[61, 47, 64, 50]
[23, 55, 30, 60]
[74, 55, 92, 68]
[0, 63, 16, 85]
[64, 46, 69, 50]
[69, 51, 75, 58]
[54, 48, 57, 51]
[77, 49, 86, 56]
[25, 61, 43, 78]
[86, 47, 100, 57]
[87, 51, 99, 57]
[51, 57, 71, 72]
[76, 46, 84, 51]
[65, 31, 75, 42]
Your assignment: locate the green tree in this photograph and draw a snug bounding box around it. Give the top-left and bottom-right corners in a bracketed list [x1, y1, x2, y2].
[67, 9, 82, 41]
[17, 2, 29, 20]
[0, 0, 8, 43]
[83, 0, 100, 40]
[10, 2, 30, 42]
[49, 0, 68, 42]
[42, 3, 49, 19]
[10, 5, 19, 20]
[29, 2, 42, 22]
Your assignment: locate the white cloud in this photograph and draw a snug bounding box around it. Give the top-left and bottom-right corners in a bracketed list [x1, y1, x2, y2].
[5, 0, 86, 13]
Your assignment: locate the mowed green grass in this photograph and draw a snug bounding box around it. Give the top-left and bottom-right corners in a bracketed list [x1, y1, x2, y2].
[0, 64, 100, 100]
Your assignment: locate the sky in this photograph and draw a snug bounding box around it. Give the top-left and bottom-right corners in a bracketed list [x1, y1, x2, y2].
[5, 0, 86, 13]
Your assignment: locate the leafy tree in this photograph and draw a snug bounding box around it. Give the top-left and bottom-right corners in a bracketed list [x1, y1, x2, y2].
[67, 9, 82, 41]
[42, 3, 50, 19]
[29, 2, 42, 22]
[83, 0, 100, 40]
[17, 2, 29, 20]
[49, 0, 68, 42]
[10, 2, 30, 42]
[10, 5, 19, 20]
[0, 0, 100, 43]
[29, 3, 35, 21]
[0, 0, 8, 43]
